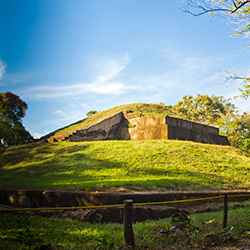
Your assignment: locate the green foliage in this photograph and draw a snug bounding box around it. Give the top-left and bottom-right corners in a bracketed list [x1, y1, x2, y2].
[173, 94, 236, 125]
[10, 219, 45, 249]
[0, 91, 33, 147]
[86, 110, 98, 117]
[172, 94, 250, 150]
[0, 91, 27, 122]
[0, 215, 46, 250]
[217, 112, 250, 150]
[238, 81, 250, 99]
[95, 237, 119, 250]
[0, 140, 250, 189]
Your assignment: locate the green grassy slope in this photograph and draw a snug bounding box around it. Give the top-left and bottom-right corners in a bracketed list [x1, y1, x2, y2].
[1, 140, 249, 189]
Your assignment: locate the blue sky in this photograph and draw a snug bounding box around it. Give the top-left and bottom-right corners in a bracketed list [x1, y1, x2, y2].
[0, 0, 249, 138]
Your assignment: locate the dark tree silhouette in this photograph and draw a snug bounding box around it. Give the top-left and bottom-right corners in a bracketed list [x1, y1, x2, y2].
[0, 91, 33, 146]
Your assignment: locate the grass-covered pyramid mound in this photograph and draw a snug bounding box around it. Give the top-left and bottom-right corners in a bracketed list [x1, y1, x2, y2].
[40, 103, 174, 142]
[1, 103, 249, 190]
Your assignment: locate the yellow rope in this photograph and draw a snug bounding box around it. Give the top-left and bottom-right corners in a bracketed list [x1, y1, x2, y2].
[0, 203, 124, 212]
[133, 195, 225, 206]
[0, 193, 249, 212]
[228, 194, 250, 198]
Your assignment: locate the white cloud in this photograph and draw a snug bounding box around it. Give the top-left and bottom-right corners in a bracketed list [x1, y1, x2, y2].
[55, 110, 68, 117]
[19, 51, 236, 109]
[52, 108, 87, 128]
[95, 53, 130, 82]
[22, 54, 131, 99]
[132, 55, 221, 94]
[0, 60, 6, 81]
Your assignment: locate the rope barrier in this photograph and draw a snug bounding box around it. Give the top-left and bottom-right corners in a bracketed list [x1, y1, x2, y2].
[0, 193, 249, 212]
[228, 194, 250, 198]
[133, 195, 225, 206]
[0, 203, 125, 212]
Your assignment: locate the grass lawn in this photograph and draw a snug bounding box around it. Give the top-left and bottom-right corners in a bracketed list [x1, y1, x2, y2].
[0, 201, 250, 249]
[0, 140, 250, 189]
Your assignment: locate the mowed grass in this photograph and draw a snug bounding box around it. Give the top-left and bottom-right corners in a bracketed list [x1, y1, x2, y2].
[1, 140, 250, 189]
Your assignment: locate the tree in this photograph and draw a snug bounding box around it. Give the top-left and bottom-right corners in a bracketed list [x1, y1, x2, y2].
[216, 112, 250, 150]
[173, 94, 250, 150]
[183, 0, 250, 98]
[0, 91, 33, 147]
[86, 110, 98, 117]
[173, 94, 236, 125]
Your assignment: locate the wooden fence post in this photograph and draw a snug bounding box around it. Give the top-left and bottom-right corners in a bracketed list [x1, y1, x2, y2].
[123, 199, 135, 247]
[223, 194, 228, 228]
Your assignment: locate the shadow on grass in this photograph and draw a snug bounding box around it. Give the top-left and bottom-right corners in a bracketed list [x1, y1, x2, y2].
[0, 142, 235, 189]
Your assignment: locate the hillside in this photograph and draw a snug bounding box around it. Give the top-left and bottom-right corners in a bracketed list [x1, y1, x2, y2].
[0, 140, 249, 189]
[40, 103, 174, 142]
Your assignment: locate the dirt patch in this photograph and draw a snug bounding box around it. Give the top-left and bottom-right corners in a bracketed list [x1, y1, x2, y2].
[34, 185, 250, 193]
[0, 186, 249, 223]
[3, 185, 249, 193]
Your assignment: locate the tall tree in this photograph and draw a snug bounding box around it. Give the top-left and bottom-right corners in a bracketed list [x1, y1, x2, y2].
[0, 91, 33, 147]
[183, 0, 250, 98]
[173, 94, 250, 149]
[173, 94, 236, 125]
[217, 112, 250, 150]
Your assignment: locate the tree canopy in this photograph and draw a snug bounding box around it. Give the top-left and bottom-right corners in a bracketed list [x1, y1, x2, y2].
[0, 91, 33, 147]
[173, 94, 236, 125]
[216, 111, 250, 150]
[86, 110, 98, 117]
[172, 93, 250, 150]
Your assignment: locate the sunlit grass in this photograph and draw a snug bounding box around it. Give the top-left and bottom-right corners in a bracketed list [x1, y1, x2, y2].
[0, 140, 250, 189]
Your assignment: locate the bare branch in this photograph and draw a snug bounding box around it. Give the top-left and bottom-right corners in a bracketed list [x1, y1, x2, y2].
[217, 69, 250, 85]
[184, 0, 250, 16]
[183, 0, 231, 16]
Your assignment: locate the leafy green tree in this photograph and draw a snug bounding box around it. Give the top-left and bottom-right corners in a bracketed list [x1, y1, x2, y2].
[173, 94, 250, 149]
[86, 110, 98, 117]
[217, 112, 250, 150]
[183, 0, 250, 98]
[173, 94, 236, 125]
[0, 91, 33, 147]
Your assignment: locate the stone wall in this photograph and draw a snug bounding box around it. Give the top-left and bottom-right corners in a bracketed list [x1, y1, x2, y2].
[166, 116, 218, 135]
[65, 112, 130, 141]
[127, 115, 229, 145]
[167, 125, 229, 145]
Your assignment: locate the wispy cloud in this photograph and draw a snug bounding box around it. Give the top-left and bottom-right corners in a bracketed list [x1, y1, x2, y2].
[22, 54, 132, 99]
[19, 51, 237, 108]
[0, 60, 6, 81]
[132, 55, 221, 93]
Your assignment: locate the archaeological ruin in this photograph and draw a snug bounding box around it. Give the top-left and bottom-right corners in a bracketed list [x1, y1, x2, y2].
[46, 112, 230, 145]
